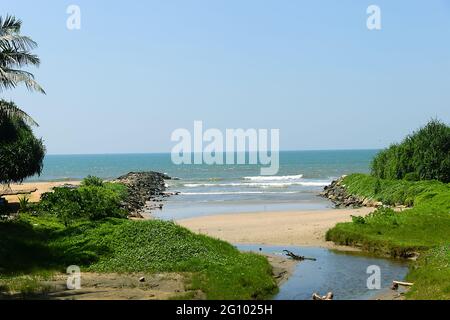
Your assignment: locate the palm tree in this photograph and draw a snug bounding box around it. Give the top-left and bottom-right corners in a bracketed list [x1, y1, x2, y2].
[0, 16, 45, 189]
[0, 15, 45, 93]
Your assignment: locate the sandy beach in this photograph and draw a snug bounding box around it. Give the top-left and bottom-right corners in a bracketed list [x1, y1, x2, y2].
[2, 181, 81, 203]
[178, 207, 374, 250]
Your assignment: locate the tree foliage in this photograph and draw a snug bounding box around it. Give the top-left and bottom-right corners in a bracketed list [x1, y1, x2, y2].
[0, 115, 45, 184]
[0, 99, 38, 126]
[0, 15, 45, 93]
[0, 15, 45, 186]
[371, 120, 450, 182]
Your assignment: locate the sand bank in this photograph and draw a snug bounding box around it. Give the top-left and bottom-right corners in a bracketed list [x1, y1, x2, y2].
[178, 207, 374, 250]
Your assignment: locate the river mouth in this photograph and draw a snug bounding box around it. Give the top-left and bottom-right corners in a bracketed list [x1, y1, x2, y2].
[236, 245, 410, 300]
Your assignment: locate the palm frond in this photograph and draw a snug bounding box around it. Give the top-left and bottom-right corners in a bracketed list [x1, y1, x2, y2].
[0, 99, 39, 126]
[0, 15, 44, 94]
[0, 34, 38, 51]
[0, 67, 46, 94]
[0, 48, 41, 67]
[0, 15, 22, 34]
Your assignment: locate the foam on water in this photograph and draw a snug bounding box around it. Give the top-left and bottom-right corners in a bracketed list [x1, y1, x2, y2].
[243, 174, 304, 181]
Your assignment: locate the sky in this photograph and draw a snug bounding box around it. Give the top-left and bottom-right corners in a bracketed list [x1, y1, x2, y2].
[2, 0, 450, 154]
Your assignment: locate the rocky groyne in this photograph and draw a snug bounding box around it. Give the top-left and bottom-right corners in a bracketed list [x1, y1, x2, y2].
[320, 177, 383, 208]
[115, 172, 175, 218]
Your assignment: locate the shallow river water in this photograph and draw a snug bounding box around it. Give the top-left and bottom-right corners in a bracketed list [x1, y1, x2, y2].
[236, 245, 409, 300]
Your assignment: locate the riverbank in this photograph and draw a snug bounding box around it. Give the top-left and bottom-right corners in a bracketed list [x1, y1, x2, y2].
[325, 174, 450, 300]
[178, 207, 374, 250]
[0, 254, 295, 300]
[0, 214, 282, 300]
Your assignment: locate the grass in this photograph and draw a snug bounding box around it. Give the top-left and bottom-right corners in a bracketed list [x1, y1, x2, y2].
[405, 245, 450, 300]
[339, 173, 450, 207]
[0, 272, 54, 298]
[326, 173, 450, 299]
[0, 214, 276, 300]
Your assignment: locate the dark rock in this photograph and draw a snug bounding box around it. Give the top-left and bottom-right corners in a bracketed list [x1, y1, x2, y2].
[115, 171, 172, 217]
[320, 176, 373, 208]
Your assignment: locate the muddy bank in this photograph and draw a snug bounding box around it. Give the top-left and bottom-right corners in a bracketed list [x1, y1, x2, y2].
[0, 273, 198, 300]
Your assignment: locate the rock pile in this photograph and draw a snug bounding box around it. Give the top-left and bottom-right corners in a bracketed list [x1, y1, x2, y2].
[320, 177, 383, 208]
[115, 172, 173, 217]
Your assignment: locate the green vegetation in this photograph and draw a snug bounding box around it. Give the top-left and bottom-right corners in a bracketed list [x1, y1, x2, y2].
[17, 195, 30, 212]
[0, 273, 53, 297]
[371, 120, 450, 183]
[326, 173, 450, 299]
[339, 173, 450, 208]
[0, 15, 45, 93]
[405, 245, 450, 299]
[0, 113, 45, 184]
[1, 15, 46, 185]
[329, 121, 450, 299]
[1, 175, 277, 299]
[81, 175, 105, 187]
[39, 178, 128, 225]
[0, 214, 276, 299]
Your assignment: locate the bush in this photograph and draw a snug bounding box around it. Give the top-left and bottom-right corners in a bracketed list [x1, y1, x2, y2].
[18, 195, 30, 213]
[371, 120, 450, 182]
[39, 181, 128, 225]
[404, 172, 419, 181]
[78, 185, 126, 221]
[81, 175, 104, 187]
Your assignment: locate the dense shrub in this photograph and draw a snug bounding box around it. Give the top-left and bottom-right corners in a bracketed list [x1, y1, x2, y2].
[39, 177, 128, 225]
[81, 175, 104, 187]
[371, 120, 450, 183]
[0, 115, 45, 184]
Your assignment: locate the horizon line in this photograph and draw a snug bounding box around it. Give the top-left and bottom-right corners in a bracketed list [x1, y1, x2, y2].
[45, 148, 381, 156]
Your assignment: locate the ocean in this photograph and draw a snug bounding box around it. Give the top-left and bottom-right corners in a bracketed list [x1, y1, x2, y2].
[30, 150, 378, 220]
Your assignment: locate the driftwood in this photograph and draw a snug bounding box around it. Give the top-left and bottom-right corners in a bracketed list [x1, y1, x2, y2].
[312, 292, 334, 300]
[0, 188, 37, 197]
[391, 281, 414, 290]
[283, 250, 317, 261]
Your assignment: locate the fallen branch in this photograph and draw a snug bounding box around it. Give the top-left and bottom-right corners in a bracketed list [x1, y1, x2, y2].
[283, 250, 317, 261]
[312, 292, 334, 300]
[391, 281, 414, 290]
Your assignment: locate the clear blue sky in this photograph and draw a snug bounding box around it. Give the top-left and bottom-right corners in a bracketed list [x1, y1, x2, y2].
[2, 0, 450, 154]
